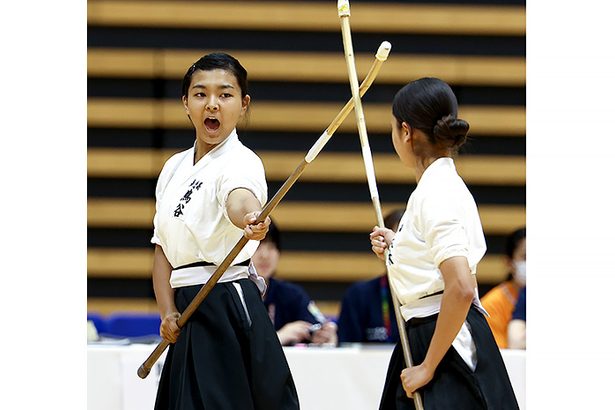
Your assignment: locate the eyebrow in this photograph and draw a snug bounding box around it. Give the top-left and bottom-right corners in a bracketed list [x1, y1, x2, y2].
[191, 83, 235, 90]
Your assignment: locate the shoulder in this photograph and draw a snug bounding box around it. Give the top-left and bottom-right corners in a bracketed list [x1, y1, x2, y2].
[232, 140, 264, 165]
[220, 142, 265, 178]
[268, 279, 311, 312]
[422, 159, 467, 191]
[414, 169, 475, 222]
[272, 278, 309, 298]
[268, 277, 307, 296]
[155, 149, 191, 195]
[423, 176, 467, 205]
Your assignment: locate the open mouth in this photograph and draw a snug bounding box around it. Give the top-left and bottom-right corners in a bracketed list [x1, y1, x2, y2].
[204, 118, 220, 132]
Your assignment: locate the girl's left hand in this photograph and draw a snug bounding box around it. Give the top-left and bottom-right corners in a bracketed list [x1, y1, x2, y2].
[243, 212, 270, 240]
[400, 363, 434, 398]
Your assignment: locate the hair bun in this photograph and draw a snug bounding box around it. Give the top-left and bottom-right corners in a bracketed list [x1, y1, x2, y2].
[433, 114, 470, 148]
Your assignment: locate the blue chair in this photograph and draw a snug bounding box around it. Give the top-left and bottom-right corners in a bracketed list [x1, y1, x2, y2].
[87, 312, 108, 334]
[105, 313, 161, 338]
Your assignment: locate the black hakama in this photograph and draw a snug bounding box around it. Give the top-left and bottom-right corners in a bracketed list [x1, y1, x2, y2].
[379, 306, 519, 410]
[154, 278, 300, 410]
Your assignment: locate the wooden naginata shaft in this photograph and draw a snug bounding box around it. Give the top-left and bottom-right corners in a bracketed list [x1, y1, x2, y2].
[337, 1, 424, 408]
[137, 41, 392, 379]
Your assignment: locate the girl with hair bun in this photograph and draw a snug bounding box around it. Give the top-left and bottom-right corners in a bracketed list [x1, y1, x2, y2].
[370, 78, 518, 409]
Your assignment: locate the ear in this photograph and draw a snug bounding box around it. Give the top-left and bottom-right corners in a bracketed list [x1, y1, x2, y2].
[241, 94, 251, 115]
[401, 121, 412, 143]
[182, 95, 190, 115]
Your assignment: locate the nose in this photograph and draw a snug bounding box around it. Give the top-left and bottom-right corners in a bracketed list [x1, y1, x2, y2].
[205, 97, 219, 112]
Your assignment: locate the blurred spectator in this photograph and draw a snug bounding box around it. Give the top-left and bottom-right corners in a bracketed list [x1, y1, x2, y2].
[252, 219, 337, 346]
[508, 286, 526, 349]
[336, 208, 405, 344]
[480, 227, 526, 349]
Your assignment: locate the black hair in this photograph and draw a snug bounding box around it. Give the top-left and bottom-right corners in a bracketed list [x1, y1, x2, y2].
[392, 77, 469, 153]
[505, 226, 526, 259]
[261, 218, 281, 251]
[181, 52, 248, 99]
[503, 226, 526, 282]
[384, 208, 405, 231]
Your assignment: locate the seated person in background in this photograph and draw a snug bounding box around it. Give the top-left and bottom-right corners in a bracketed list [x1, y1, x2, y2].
[252, 219, 338, 346]
[480, 226, 526, 349]
[508, 286, 526, 349]
[336, 208, 405, 344]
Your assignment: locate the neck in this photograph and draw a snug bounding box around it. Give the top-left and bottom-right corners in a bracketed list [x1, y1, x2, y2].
[193, 138, 222, 164]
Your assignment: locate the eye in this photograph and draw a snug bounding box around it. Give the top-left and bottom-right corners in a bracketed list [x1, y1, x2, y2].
[194, 92, 205, 97]
[221, 93, 233, 98]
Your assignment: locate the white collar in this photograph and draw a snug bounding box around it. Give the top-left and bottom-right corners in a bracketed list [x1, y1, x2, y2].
[191, 128, 239, 166]
[418, 157, 456, 186]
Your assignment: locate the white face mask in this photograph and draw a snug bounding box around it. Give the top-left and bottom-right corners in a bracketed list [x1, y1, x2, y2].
[513, 260, 526, 287]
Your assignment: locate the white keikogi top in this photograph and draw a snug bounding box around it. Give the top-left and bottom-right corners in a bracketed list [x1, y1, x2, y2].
[387, 157, 487, 370]
[151, 130, 267, 289]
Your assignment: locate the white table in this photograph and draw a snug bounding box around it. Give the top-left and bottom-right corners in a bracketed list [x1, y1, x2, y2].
[87, 343, 525, 410]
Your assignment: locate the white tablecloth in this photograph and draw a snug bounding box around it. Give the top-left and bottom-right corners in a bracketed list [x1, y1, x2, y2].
[87, 343, 525, 410]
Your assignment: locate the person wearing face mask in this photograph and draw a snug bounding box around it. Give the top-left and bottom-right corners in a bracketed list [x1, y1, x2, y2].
[480, 227, 526, 349]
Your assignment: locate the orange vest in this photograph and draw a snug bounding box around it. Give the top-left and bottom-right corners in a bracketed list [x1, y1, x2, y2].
[480, 281, 519, 349]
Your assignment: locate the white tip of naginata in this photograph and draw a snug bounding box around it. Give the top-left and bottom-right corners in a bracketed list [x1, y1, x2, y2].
[305, 131, 331, 163]
[337, 0, 350, 17]
[376, 41, 392, 61]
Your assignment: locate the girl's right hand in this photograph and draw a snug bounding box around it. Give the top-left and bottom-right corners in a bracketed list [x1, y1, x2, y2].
[160, 311, 181, 343]
[370, 226, 394, 261]
[243, 212, 271, 241]
[400, 363, 434, 398]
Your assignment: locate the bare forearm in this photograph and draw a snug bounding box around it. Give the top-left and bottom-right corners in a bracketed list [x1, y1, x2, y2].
[423, 283, 473, 370]
[152, 245, 177, 318]
[226, 188, 262, 229]
[399, 256, 476, 396]
[423, 257, 475, 372]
